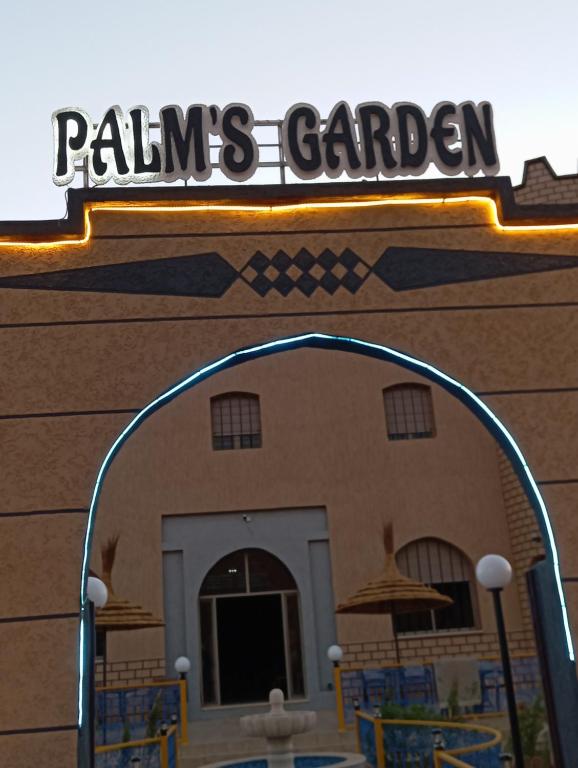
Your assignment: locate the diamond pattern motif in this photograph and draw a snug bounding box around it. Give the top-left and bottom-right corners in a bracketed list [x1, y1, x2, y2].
[5, 245, 568, 302]
[240, 248, 371, 297]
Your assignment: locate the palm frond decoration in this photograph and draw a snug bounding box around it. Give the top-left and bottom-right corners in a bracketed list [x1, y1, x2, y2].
[101, 534, 120, 594]
[383, 522, 394, 556]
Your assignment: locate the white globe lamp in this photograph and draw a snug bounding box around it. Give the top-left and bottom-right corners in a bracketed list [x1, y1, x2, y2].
[476, 554, 513, 591]
[87, 576, 108, 608]
[174, 656, 191, 677]
[327, 645, 343, 665]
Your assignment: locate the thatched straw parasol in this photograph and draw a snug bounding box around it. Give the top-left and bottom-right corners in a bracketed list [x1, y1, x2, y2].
[92, 535, 164, 686]
[336, 524, 453, 663]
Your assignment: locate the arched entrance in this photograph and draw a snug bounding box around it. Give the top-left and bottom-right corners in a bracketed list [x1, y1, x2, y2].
[79, 332, 578, 764]
[199, 548, 304, 705]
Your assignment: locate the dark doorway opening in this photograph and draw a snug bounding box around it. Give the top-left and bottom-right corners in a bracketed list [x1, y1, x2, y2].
[217, 594, 287, 704]
[199, 548, 305, 706]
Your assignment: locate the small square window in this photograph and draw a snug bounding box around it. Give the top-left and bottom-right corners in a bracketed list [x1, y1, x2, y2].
[384, 384, 435, 440]
[211, 393, 262, 451]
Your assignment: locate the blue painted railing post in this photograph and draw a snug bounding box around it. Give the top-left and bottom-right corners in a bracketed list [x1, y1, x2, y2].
[527, 561, 578, 768]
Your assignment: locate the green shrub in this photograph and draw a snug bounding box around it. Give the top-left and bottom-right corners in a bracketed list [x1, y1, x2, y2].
[379, 702, 444, 721]
[515, 696, 550, 762]
[146, 693, 163, 739]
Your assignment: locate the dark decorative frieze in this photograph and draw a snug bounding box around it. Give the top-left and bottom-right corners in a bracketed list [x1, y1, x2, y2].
[0, 246, 576, 298]
[0, 253, 238, 297]
[373, 247, 578, 291]
[240, 248, 370, 296]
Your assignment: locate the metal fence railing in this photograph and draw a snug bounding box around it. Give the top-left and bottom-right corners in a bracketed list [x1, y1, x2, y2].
[338, 656, 541, 725]
[356, 712, 502, 768]
[95, 722, 179, 768]
[96, 679, 188, 747]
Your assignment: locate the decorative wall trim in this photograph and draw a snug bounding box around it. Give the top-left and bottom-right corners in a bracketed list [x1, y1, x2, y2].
[372, 247, 578, 290]
[0, 613, 78, 624]
[0, 408, 139, 421]
[0, 725, 77, 737]
[479, 387, 578, 395]
[0, 508, 88, 518]
[91, 222, 489, 241]
[2, 300, 578, 330]
[1, 246, 576, 297]
[538, 479, 578, 486]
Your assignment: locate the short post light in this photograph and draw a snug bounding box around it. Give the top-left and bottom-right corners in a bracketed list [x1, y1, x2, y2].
[327, 645, 346, 732]
[476, 555, 524, 768]
[87, 577, 108, 768]
[327, 644, 343, 667]
[432, 727, 445, 751]
[174, 655, 191, 705]
[174, 656, 191, 680]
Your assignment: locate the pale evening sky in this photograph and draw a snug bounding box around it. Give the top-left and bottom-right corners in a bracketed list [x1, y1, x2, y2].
[1, 0, 577, 220]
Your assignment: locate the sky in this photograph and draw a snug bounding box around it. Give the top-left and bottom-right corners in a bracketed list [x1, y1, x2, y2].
[2, 0, 578, 220]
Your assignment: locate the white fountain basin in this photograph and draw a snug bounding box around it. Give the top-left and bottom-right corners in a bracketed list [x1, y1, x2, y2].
[199, 690, 366, 768]
[200, 754, 366, 768]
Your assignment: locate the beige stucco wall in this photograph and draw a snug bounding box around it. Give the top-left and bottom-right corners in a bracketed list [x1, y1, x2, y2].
[1, 177, 578, 765]
[91, 351, 523, 667]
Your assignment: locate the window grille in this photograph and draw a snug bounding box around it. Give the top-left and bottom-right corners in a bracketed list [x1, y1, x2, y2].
[211, 393, 262, 450]
[395, 538, 476, 633]
[384, 384, 435, 440]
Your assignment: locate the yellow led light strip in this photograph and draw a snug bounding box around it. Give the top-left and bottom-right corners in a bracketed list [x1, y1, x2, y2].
[2, 193, 578, 250]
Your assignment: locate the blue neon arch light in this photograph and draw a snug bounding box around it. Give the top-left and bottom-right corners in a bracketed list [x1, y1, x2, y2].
[78, 331, 574, 730]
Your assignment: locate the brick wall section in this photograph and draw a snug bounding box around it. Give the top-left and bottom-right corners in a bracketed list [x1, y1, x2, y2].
[496, 447, 544, 643]
[514, 158, 578, 205]
[95, 657, 166, 687]
[340, 628, 532, 668]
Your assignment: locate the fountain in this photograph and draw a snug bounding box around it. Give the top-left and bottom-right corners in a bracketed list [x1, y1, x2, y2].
[241, 689, 317, 768]
[200, 689, 365, 768]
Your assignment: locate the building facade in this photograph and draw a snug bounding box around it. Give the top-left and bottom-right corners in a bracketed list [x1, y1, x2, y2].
[1, 157, 578, 766]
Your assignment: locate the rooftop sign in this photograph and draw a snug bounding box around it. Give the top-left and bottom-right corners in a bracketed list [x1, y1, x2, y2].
[52, 101, 499, 187]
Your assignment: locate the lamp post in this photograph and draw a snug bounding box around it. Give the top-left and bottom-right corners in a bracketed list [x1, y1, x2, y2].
[87, 576, 108, 767]
[174, 656, 191, 700]
[476, 555, 524, 768]
[327, 645, 345, 732]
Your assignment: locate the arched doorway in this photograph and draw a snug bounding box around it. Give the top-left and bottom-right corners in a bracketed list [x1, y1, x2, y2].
[199, 548, 304, 705]
[79, 332, 578, 764]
